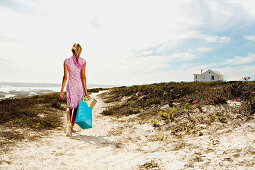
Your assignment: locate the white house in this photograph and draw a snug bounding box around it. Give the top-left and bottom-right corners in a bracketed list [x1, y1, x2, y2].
[193, 70, 224, 82]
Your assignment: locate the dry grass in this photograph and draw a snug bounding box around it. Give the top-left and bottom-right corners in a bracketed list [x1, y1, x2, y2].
[145, 132, 168, 141]
[108, 129, 122, 136]
[0, 88, 107, 154]
[0, 92, 65, 126]
[172, 140, 186, 151]
[0, 94, 64, 153]
[100, 81, 255, 138]
[138, 160, 160, 170]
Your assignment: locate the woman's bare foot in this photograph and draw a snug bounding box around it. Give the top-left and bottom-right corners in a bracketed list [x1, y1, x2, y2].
[71, 128, 77, 133]
[70, 124, 77, 133]
[66, 123, 72, 137]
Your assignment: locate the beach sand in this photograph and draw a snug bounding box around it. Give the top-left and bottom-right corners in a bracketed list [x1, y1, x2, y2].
[1, 91, 255, 169]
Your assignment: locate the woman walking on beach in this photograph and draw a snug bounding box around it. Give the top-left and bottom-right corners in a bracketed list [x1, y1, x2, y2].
[60, 43, 89, 136]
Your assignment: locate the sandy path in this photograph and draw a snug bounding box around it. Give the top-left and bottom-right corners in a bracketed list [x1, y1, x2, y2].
[0, 91, 144, 169]
[1, 91, 255, 169]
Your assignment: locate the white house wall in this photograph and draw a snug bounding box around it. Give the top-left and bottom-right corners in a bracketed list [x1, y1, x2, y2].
[194, 70, 224, 82]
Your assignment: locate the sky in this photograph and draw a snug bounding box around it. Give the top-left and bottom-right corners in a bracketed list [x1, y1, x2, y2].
[0, 0, 255, 86]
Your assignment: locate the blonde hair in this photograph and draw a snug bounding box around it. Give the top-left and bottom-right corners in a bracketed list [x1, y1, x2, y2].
[71, 43, 82, 57]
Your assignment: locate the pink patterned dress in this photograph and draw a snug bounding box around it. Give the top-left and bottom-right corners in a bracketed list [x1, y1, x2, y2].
[64, 57, 86, 109]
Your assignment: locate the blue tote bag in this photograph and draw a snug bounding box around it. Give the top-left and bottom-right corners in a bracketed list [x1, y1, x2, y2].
[75, 100, 92, 129]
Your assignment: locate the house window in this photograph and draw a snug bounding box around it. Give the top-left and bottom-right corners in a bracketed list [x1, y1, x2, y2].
[195, 75, 197, 79]
[203, 75, 205, 79]
[211, 76, 214, 80]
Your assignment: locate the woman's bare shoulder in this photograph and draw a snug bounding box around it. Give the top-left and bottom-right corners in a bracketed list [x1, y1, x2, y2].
[65, 56, 72, 60]
[64, 57, 72, 63]
[79, 57, 86, 64]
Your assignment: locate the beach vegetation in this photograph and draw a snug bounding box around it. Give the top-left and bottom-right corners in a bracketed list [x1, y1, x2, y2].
[101, 81, 255, 138]
[172, 140, 186, 151]
[138, 160, 160, 170]
[215, 112, 223, 117]
[158, 111, 170, 120]
[145, 131, 168, 141]
[151, 120, 159, 127]
[208, 95, 227, 105]
[87, 87, 108, 93]
[199, 132, 203, 136]
[51, 100, 65, 110]
[0, 92, 64, 127]
[210, 115, 217, 122]
[205, 148, 215, 153]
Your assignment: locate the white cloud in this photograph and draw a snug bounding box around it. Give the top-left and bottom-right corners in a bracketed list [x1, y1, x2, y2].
[223, 53, 255, 65]
[185, 53, 255, 69]
[227, 0, 255, 19]
[195, 47, 211, 52]
[244, 35, 255, 41]
[217, 65, 255, 81]
[168, 53, 196, 61]
[203, 35, 231, 43]
[190, 0, 253, 32]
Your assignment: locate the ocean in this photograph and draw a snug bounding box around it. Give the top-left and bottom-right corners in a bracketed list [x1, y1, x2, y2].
[0, 82, 116, 99]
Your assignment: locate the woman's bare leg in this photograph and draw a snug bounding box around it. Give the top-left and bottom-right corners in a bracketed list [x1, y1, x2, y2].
[66, 108, 73, 136]
[66, 108, 72, 123]
[71, 108, 77, 132]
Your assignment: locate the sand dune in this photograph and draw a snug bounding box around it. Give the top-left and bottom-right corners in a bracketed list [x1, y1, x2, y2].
[1, 91, 255, 169]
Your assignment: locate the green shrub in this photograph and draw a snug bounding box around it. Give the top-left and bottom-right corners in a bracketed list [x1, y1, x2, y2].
[101, 105, 139, 116]
[208, 95, 227, 105]
[215, 112, 223, 116]
[151, 120, 159, 127]
[158, 108, 176, 121]
[248, 98, 255, 114]
[101, 81, 255, 119]
[87, 88, 106, 93]
[51, 101, 65, 110]
[210, 115, 217, 122]
[158, 111, 170, 119]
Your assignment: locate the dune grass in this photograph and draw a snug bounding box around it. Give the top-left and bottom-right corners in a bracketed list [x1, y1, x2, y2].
[0, 88, 106, 151]
[0, 88, 108, 127]
[101, 81, 255, 136]
[102, 81, 255, 116]
[0, 92, 65, 128]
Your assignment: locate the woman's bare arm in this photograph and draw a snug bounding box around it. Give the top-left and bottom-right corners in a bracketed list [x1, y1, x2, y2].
[60, 63, 68, 99]
[81, 62, 88, 97]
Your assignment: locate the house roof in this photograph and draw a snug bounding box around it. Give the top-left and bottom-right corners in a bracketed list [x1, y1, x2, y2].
[193, 69, 224, 76]
[208, 70, 224, 76]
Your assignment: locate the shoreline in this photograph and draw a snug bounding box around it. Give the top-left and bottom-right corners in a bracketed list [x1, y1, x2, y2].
[0, 89, 56, 100]
[0, 81, 118, 100]
[0, 87, 109, 101]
